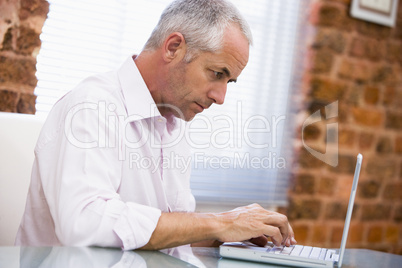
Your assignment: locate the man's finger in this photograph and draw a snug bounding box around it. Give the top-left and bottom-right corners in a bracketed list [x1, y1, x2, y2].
[262, 214, 290, 244]
[263, 225, 283, 247]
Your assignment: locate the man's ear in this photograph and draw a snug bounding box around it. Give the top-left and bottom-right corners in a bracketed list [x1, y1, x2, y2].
[162, 32, 186, 62]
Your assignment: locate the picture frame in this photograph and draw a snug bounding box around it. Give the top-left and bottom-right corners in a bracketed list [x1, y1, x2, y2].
[350, 0, 399, 27]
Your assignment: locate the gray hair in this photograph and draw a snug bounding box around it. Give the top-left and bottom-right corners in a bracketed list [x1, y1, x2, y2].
[143, 0, 253, 62]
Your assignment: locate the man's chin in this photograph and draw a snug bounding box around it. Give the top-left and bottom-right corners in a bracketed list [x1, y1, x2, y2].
[181, 112, 197, 122]
[163, 106, 202, 122]
[167, 110, 196, 122]
[185, 115, 196, 122]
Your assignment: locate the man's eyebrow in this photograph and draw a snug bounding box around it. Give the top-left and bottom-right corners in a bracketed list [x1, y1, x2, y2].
[222, 67, 237, 83]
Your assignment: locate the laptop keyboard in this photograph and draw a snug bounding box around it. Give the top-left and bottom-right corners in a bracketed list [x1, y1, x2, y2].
[266, 244, 339, 261]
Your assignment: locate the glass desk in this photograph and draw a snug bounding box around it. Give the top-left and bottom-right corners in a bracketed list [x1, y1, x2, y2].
[0, 246, 401, 268]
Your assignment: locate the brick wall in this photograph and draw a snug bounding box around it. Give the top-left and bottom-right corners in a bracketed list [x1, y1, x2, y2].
[0, 0, 49, 114]
[1, 0, 400, 254]
[285, 0, 402, 254]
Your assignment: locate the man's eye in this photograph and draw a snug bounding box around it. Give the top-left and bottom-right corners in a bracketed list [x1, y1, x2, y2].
[214, 71, 223, 79]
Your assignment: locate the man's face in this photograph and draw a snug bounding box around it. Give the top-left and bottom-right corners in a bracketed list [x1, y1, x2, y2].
[160, 25, 250, 121]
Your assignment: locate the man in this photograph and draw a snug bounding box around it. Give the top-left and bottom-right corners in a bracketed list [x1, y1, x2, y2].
[16, 0, 296, 250]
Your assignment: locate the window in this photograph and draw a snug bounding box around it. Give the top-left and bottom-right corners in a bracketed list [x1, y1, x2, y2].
[35, 0, 302, 208]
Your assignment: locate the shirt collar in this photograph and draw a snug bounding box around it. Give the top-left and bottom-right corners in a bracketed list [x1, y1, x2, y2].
[117, 56, 181, 133]
[118, 56, 161, 121]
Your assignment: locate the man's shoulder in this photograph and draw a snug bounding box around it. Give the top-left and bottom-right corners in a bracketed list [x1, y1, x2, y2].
[72, 71, 121, 101]
[50, 71, 125, 113]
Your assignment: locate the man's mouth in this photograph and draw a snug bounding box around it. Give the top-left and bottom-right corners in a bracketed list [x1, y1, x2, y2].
[195, 102, 205, 112]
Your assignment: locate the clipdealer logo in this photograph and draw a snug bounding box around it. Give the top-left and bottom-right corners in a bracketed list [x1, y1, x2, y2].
[302, 101, 339, 167]
[63, 100, 288, 171]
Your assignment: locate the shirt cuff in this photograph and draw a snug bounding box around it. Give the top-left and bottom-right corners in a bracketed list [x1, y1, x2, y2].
[113, 202, 162, 250]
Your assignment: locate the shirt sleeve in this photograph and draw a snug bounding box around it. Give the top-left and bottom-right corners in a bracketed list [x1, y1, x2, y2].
[36, 93, 161, 250]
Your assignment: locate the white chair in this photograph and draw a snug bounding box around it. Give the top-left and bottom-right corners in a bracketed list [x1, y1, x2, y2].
[0, 112, 44, 246]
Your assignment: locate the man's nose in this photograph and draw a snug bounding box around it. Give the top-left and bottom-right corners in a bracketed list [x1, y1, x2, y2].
[208, 84, 227, 105]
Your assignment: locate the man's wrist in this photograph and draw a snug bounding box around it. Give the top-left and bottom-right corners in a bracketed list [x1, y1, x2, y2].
[201, 212, 228, 242]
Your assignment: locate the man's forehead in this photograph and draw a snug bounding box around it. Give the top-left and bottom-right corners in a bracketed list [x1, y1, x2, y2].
[222, 27, 250, 67]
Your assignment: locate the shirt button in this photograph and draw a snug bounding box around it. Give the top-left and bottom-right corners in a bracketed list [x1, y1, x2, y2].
[157, 118, 163, 123]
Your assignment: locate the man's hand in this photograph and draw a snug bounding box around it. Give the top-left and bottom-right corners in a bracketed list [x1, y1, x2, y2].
[141, 203, 296, 250]
[213, 203, 296, 247]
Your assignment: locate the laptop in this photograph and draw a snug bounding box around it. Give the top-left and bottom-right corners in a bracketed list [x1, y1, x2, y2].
[219, 154, 363, 268]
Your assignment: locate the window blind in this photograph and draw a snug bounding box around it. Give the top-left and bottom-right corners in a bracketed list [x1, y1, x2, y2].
[34, 0, 302, 208]
[189, 0, 302, 207]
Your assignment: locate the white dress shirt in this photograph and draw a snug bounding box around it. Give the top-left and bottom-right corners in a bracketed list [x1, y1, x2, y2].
[15, 56, 196, 250]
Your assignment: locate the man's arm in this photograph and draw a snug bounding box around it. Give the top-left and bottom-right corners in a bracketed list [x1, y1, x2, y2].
[140, 203, 296, 250]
